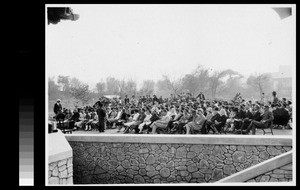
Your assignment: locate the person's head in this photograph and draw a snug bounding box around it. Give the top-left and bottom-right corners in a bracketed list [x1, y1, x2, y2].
[264, 105, 270, 111]
[57, 99, 61, 103]
[207, 107, 213, 114]
[272, 91, 277, 97]
[213, 107, 219, 115]
[191, 109, 197, 116]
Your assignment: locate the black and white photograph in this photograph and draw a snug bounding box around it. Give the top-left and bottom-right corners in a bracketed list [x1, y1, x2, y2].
[46, 4, 296, 186]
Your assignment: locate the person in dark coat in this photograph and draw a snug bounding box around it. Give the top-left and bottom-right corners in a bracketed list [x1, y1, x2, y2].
[242, 105, 274, 135]
[53, 99, 62, 115]
[96, 103, 107, 133]
[273, 103, 290, 127]
[239, 105, 253, 131]
[55, 110, 65, 121]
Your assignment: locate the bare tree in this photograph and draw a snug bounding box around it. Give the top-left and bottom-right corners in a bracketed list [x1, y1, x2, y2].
[48, 77, 60, 100]
[106, 77, 120, 95]
[208, 69, 240, 99]
[181, 65, 210, 97]
[57, 75, 70, 92]
[69, 82, 90, 106]
[139, 80, 155, 96]
[156, 75, 182, 97]
[95, 81, 106, 95]
[126, 79, 138, 97]
[246, 73, 271, 98]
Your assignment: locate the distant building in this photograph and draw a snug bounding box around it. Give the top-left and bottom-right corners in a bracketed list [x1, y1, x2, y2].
[269, 65, 292, 99]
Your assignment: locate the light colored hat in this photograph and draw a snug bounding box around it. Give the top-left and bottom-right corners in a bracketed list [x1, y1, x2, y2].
[57, 99, 61, 102]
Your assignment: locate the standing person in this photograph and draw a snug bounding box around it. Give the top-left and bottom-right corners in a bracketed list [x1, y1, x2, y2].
[96, 103, 107, 133]
[53, 99, 62, 115]
[124, 95, 130, 105]
[261, 92, 267, 105]
[271, 91, 279, 105]
[196, 92, 205, 101]
[152, 95, 159, 104]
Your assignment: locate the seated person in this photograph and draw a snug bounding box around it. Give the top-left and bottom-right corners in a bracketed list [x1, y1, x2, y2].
[90, 110, 99, 130]
[64, 109, 73, 121]
[229, 106, 245, 132]
[205, 107, 221, 134]
[223, 107, 237, 133]
[273, 103, 290, 127]
[107, 107, 123, 128]
[116, 108, 129, 132]
[106, 107, 118, 129]
[82, 109, 92, 131]
[171, 109, 191, 134]
[55, 110, 67, 129]
[143, 109, 160, 133]
[68, 109, 80, 130]
[138, 108, 152, 133]
[235, 105, 253, 133]
[242, 105, 274, 135]
[74, 109, 86, 130]
[123, 109, 140, 133]
[214, 108, 227, 133]
[168, 108, 183, 132]
[184, 109, 206, 134]
[55, 110, 65, 121]
[129, 109, 147, 134]
[150, 108, 176, 134]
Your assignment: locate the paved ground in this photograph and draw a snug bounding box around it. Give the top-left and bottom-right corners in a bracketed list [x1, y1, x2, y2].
[71, 127, 292, 136]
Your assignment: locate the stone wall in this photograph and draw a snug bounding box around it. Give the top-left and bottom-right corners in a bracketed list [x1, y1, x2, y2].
[68, 141, 292, 184]
[246, 163, 293, 183]
[48, 157, 73, 185]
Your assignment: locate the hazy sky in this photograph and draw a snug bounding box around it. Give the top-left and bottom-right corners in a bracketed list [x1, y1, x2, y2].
[46, 4, 295, 89]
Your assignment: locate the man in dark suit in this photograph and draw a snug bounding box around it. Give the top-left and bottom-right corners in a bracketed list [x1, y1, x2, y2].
[53, 99, 62, 115]
[96, 103, 107, 133]
[242, 105, 274, 135]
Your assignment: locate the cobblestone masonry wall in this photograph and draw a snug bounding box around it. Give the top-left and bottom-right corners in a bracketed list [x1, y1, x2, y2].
[48, 157, 73, 185]
[246, 163, 293, 183]
[68, 142, 292, 184]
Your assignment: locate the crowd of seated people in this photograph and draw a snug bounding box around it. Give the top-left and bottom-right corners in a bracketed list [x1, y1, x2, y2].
[50, 91, 292, 135]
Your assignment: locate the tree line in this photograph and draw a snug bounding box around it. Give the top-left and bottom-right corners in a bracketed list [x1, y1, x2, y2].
[48, 65, 278, 107]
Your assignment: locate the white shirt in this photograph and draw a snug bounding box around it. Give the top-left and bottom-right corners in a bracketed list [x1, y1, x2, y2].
[115, 111, 122, 119]
[132, 113, 140, 121]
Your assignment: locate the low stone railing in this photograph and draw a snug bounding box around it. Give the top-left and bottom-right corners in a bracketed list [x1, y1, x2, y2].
[48, 130, 73, 185]
[65, 134, 292, 184]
